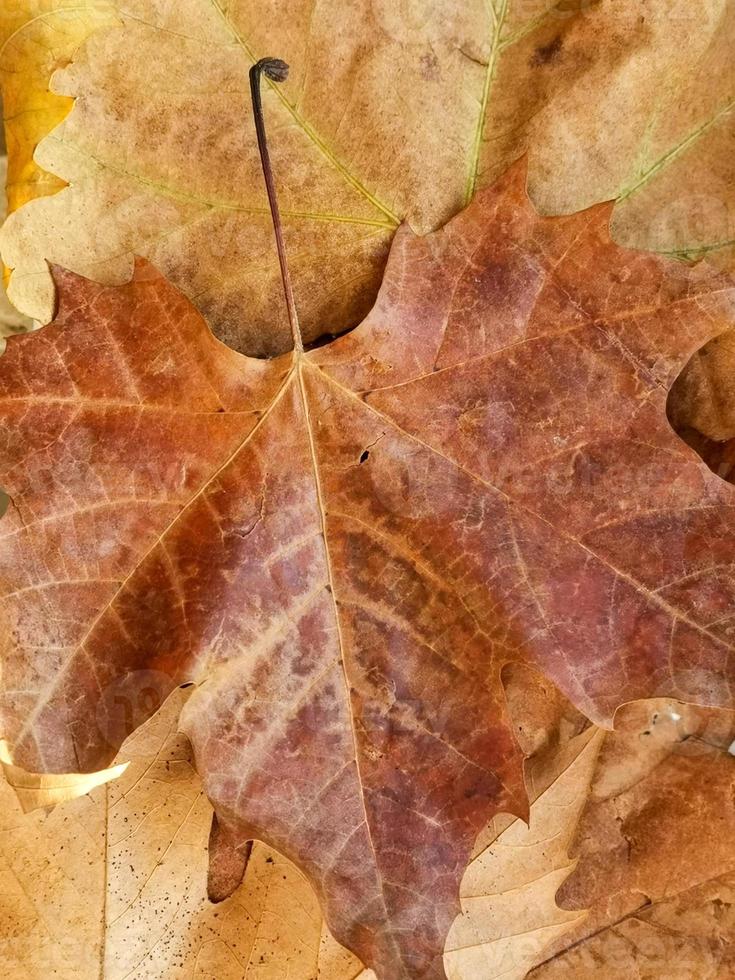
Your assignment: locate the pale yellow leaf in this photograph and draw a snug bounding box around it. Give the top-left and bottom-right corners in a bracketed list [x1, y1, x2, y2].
[0, 738, 127, 812]
[443, 728, 603, 980]
[0, 156, 32, 336]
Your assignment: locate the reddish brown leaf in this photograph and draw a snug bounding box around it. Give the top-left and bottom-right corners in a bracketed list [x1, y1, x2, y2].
[2, 161, 735, 978]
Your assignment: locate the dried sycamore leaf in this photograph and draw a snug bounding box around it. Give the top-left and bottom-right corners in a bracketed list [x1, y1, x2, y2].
[529, 699, 735, 978]
[4, 164, 735, 977]
[444, 728, 601, 980]
[0, 156, 32, 338]
[0, 0, 117, 213]
[2, 0, 733, 355]
[0, 688, 367, 979]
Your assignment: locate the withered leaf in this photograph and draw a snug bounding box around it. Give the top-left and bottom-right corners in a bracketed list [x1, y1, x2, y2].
[0, 688, 365, 979]
[3, 0, 734, 355]
[3, 162, 735, 978]
[529, 699, 735, 979]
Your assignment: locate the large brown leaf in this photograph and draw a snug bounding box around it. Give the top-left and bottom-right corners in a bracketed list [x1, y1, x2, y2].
[3, 163, 735, 978]
[2, 0, 733, 355]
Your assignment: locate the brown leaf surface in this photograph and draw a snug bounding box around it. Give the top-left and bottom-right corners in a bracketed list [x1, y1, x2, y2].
[528, 699, 735, 978]
[0, 688, 367, 979]
[2, 0, 733, 355]
[3, 165, 735, 977]
[0, 673, 596, 980]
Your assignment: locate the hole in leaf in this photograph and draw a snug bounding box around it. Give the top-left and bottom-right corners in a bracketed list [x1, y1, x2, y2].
[359, 450, 370, 464]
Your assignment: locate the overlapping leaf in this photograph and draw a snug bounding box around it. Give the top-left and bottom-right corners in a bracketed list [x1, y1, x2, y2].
[0, 0, 117, 213]
[530, 699, 735, 978]
[0, 689, 366, 979]
[1, 0, 733, 355]
[3, 164, 735, 977]
[0, 156, 32, 338]
[0, 684, 601, 980]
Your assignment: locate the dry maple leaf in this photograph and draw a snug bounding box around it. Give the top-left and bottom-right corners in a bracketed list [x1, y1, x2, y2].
[0, 684, 600, 980]
[0, 688, 365, 979]
[3, 159, 735, 978]
[529, 699, 735, 978]
[2, 0, 734, 355]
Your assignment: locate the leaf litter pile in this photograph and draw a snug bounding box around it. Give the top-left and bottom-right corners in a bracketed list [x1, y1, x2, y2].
[1, 3, 735, 979]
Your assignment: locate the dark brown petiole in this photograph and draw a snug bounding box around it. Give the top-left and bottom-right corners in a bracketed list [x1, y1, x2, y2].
[249, 57, 303, 354]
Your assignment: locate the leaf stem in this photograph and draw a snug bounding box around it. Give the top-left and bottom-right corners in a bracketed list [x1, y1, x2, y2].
[249, 57, 303, 353]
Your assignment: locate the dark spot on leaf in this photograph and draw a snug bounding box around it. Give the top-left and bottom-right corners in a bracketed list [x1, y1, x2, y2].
[359, 450, 370, 464]
[532, 35, 562, 66]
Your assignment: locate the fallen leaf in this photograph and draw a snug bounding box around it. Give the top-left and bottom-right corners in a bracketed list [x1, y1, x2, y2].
[0, 156, 32, 338]
[2, 0, 734, 355]
[0, 687, 368, 979]
[528, 699, 735, 978]
[0, 0, 117, 213]
[444, 727, 602, 980]
[3, 164, 735, 978]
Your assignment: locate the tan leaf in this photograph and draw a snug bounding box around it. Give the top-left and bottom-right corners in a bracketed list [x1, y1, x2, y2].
[0, 756, 106, 977]
[0, 156, 32, 338]
[444, 728, 602, 980]
[2, 0, 733, 355]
